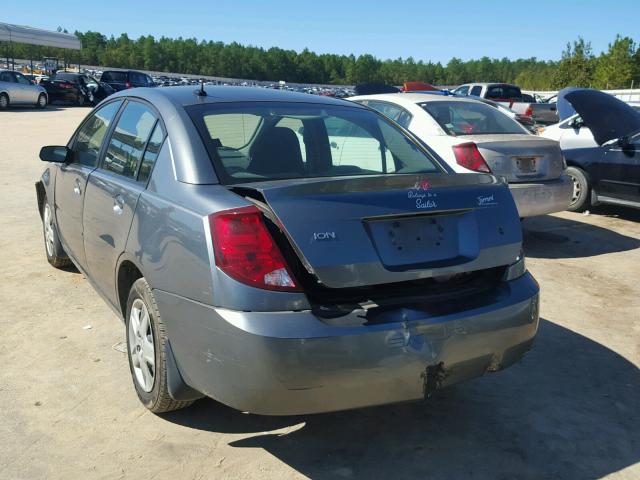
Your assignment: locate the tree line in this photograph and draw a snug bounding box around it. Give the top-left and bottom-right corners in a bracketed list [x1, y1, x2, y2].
[2, 30, 639, 89]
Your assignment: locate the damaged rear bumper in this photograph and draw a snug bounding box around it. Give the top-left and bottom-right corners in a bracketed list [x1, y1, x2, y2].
[155, 273, 540, 415]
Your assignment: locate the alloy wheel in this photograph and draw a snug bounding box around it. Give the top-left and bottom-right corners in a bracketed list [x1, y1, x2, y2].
[570, 174, 581, 205]
[128, 298, 156, 392]
[43, 203, 55, 257]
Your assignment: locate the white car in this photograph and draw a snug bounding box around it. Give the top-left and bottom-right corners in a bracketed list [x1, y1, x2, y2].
[349, 93, 572, 217]
[538, 114, 598, 150]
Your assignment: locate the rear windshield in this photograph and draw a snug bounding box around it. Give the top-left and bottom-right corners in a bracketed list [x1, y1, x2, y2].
[187, 102, 443, 184]
[51, 73, 78, 81]
[102, 71, 127, 82]
[421, 101, 526, 136]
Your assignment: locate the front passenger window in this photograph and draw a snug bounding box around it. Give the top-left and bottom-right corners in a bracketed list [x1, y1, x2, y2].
[103, 102, 157, 178]
[72, 100, 123, 167]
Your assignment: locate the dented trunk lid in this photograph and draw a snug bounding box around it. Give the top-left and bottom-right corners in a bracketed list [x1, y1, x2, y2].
[235, 174, 522, 289]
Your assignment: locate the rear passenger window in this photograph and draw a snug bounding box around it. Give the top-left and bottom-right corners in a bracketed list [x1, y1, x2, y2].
[72, 100, 123, 167]
[138, 123, 164, 183]
[470, 86, 482, 96]
[103, 102, 157, 178]
[367, 101, 412, 129]
[0, 71, 14, 82]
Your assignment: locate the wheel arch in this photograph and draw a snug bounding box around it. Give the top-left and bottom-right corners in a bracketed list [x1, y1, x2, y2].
[116, 256, 145, 319]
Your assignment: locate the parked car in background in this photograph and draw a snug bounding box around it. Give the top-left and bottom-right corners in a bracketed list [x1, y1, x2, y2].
[100, 70, 155, 91]
[36, 86, 539, 415]
[453, 82, 558, 125]
[540, 88, 640, 211]
[0, 69, 48, 109]
[40, 72, 115, 106]
[350, 93, 571, 217]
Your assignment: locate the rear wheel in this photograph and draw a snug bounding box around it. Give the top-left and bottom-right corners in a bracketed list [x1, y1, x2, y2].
[42, 199, 72, 268]
[0, 93, 9, 109]
[125, 278, 194, 413]
[566, 166, 590, 212]
[37, 93, 47, 109]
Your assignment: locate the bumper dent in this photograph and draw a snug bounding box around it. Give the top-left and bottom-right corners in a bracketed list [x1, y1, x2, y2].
[155, 273, 540, 415]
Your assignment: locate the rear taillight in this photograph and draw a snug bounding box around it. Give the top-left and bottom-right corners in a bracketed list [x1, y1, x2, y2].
[59, 82, 73, 89]
[209, 205, 300, 292]
[524, 106, 533, 117]
[125, 81, 132, 89]
[452, 142, 491, 173]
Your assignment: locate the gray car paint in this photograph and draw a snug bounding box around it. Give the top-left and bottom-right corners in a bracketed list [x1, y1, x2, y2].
[37, 86, 540, 415]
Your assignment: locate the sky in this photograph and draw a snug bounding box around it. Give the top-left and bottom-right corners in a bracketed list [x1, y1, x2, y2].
[4, 0, 639, 63]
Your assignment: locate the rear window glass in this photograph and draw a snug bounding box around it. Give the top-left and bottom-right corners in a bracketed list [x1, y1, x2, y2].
[187, 102, 442, 184]
[102, 71, 127, 82]
[52, 73, 78, 82]
[421, 101, 526, 136]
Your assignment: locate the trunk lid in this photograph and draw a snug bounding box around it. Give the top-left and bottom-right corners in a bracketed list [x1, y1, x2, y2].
[462, 134, 564, 183]
[233, 174, 522, 289]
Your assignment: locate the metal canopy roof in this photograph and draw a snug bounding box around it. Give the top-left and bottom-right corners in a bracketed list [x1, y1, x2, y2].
[0, 22, 81, 50]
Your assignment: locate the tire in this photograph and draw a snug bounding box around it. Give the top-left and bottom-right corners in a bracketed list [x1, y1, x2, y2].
[42, 198, 72, 268]
[0, 93, 9, 110]
[125, 278, 194, 413]
[566, 166, 590, 212]
[36, 93, 47, 109]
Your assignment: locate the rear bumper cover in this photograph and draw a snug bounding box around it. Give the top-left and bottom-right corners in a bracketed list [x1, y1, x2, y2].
[155, 273, 540, 415]
[509, 174, 572, 217]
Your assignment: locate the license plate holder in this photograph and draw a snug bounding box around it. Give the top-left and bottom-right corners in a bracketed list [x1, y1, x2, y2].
[515, 156, 538, 174]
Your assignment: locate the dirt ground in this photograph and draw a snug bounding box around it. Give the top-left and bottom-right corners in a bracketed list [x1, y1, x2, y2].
[0, 106, 638, 480]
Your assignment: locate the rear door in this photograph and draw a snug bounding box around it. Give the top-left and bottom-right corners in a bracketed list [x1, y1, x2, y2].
[54, 100, 123, 269]
[83, 100, 162, 303]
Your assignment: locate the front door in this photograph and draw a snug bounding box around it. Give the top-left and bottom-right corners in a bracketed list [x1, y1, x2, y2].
[83, 100, 160, 304]
[54, 100, 123, 269]
[597, 138, 640, 203]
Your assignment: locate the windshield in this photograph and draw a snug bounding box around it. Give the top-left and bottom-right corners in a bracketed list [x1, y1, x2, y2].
[187, 102, 443, 184]
[421, 101, 526, 136]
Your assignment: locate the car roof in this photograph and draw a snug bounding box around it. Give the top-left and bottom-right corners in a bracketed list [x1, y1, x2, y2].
[110, 85, 366, 108]
[350, 92, 484, 106]
[458, 82, 517, 87]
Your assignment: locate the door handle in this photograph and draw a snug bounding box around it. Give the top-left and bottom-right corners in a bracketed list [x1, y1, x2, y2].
[113, 194, 124, 215]
[73, 179, 82, 196]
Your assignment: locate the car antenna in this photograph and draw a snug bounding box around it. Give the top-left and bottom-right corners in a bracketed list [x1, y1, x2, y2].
[195, 79, 207, 97]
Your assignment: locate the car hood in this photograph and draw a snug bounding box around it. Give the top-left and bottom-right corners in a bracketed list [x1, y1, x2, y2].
[558, 87, 640, 145]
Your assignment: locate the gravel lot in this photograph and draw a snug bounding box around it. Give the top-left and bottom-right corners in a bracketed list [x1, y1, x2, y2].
[1, 106, 639, 480]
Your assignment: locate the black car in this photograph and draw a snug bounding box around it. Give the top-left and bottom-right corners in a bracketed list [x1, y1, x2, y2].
[41, 72, 115, 106]
[100, 70, 155, 91]
[558, 88, 640, 211]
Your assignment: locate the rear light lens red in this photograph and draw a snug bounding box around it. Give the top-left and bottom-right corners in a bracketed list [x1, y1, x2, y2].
[452, 142, 491, 173]
[524, 106, 533, 117]
[125, 81, 132, 89]
[59, 82, 73, 89]
[209, 205, 300, 292]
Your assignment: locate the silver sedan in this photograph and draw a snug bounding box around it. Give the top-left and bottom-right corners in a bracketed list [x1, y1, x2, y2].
[0, 69, 48, 109]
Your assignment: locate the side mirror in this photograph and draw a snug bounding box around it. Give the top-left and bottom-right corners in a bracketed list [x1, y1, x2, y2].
[569, 117, 584, 129]
[39, 145, 69, 163]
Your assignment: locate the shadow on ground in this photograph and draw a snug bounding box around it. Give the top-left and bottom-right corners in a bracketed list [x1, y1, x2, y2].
[4, 105, 79, 112]
[523, 214, 640, 259]
[163, 320, 639, 479]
